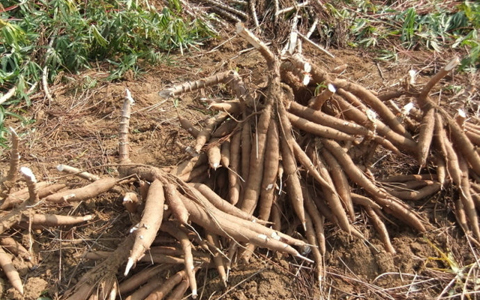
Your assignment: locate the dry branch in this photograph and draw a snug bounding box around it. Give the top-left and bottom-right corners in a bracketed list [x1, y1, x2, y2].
[5, 128, 20, 183]
[159, 71, 232, 98]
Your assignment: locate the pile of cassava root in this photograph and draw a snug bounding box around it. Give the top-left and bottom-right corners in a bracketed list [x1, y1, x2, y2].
[1, 23, 479, 299]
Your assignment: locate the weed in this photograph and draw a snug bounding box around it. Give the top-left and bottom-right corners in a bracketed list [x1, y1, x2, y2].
[321, 0, 480, 70]
[0, 0, 215, 146]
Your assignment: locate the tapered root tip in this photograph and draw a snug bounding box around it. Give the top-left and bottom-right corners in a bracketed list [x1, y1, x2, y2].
[124, 257, 134, 276]
[16, 285, 24, 295]
[221, 275, 228, 287]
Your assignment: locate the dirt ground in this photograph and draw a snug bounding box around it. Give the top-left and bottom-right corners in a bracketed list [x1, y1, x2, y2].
[0, 36, 478, 300]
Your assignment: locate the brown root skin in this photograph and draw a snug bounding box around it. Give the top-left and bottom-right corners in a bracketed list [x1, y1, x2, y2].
[228, 129, 242, 205]
[459, 156, 480, 240]
[186, 183, 304, 247]
[208, 101, 242, 115]
[287, 112, 357, 141]
[288, 101, 372, 137]
[258, 121, 280, 221]
[0, 246, 23, 294]
[15, 214, 93, 229]
[164, 183, 189, 225]
[442, 108, 480, 176]
[126, 179, 165, 275]
[277, 98, 307, 229]
[240, 102, 272, 215]
[65, 235, 135, 300]
[304, 212, 324, 282]
[178, 115, 200, 138]
[303, 146, 350, 234]
[308, 60, 411, 138]
[44, 177, 117, 203]
[0, 182, 62, 209]
[165, 278, 190, 300]
[211, 119, 239, 138]
[331, 94, 417, 153]
[302, 186, 326, 256]
[119, 265, 167, 295]
[242, 122, 280, 263]
[205, 232, 227, 286]
[417, 106, 436, 167]
[180, 193, 309, 258]
[364, 206, 396, 254]
[194, 113, 228, 154]
[240, 117, 252, 190]
[320, 138, 427, 232]
[206, 138, 222, 170]
[125, 271, 168, 300]
[145, 269, 187, 300]
[0, 237, 31, 261]
[386, 182, 442, 201]
[191, 183, 262, 223]
[321, 148, 355, 221]
[160, 222, 197, 298]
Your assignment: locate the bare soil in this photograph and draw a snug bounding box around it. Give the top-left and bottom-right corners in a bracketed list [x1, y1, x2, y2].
[0, 38, 477, 300]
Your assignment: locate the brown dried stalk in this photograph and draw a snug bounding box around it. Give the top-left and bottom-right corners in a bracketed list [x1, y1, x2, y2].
[159, 71, 232, 98]
[20, 167, 39, 204]
[119, 88, 134, 164]
[5, 128, 20, 182]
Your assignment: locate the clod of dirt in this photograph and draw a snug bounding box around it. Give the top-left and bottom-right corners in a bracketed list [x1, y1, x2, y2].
[6, 277, 48, 300]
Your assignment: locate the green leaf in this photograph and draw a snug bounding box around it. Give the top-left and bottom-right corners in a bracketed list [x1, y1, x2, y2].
[90, 25, 108, 48]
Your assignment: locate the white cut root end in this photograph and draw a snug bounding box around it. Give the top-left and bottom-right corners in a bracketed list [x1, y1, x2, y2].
[20, 167, 36, 183]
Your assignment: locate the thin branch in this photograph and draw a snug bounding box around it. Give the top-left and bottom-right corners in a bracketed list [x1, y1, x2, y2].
[275, 1, 310, 16]
[295, 30, 335, 58]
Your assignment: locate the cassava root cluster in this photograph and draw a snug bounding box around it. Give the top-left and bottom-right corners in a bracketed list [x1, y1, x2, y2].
[1, 23, 479, 300]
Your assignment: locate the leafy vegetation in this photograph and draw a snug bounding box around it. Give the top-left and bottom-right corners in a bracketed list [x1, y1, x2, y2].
[0, 0, 215, 145]
[322, 0, 479, 71]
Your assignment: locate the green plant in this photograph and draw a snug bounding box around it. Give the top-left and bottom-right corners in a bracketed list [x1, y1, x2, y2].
[322, 0, 480, 70]
[0, 0, 215, 146]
